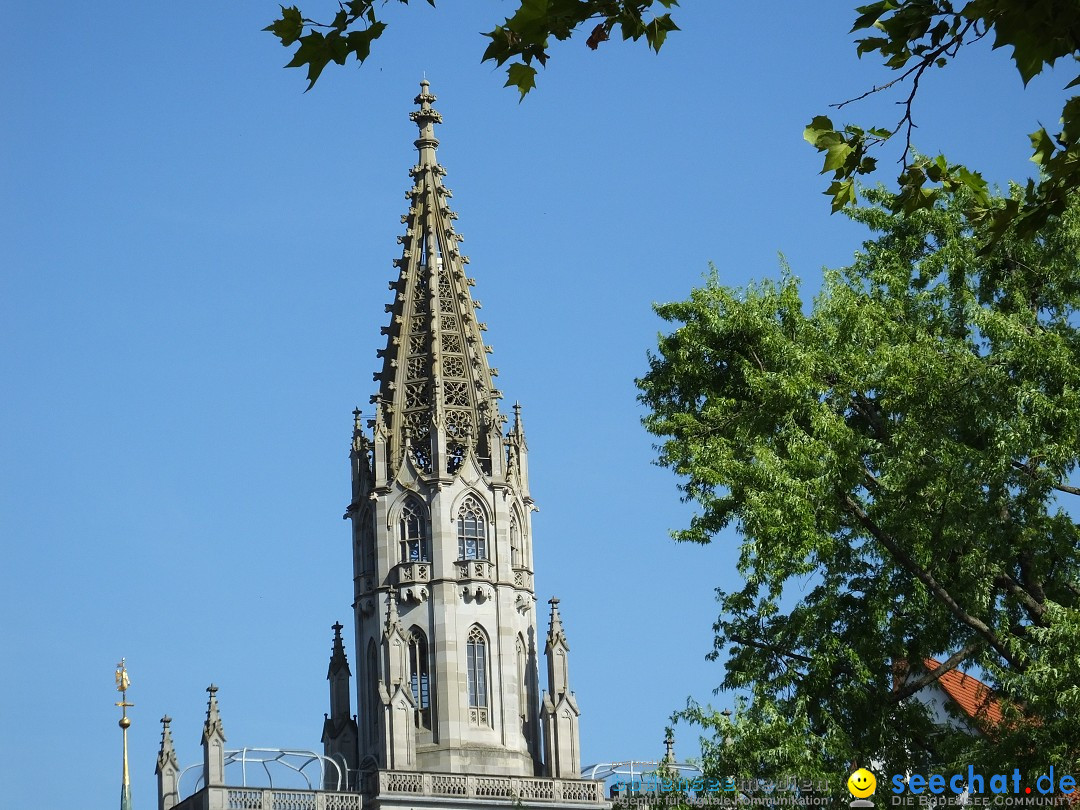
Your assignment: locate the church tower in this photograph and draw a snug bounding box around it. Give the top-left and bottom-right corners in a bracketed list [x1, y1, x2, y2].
[340, 80, 563, 779]
[153, 83, 604, 810]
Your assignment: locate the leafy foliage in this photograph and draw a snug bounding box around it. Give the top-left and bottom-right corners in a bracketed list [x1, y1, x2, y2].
[266, 2, 1080, 236]
[808, 1, 1080, 241]
[637, 189, 1080, 778]
[264, 1, 678, 97]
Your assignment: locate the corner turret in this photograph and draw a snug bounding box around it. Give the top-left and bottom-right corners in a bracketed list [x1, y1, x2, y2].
[541, 598, 581, 778]
[322, 622, 359, 789]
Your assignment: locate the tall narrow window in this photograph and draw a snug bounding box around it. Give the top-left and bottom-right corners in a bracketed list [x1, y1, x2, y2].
[409, 627, 431, 729]
[399, 498, 428, 562]
[516, 634, 527, 723]
[457, 496, 487, 560]
[466, 626, 489, 725]
[510, 514, 521, 568]
[367, 640, 380, 744]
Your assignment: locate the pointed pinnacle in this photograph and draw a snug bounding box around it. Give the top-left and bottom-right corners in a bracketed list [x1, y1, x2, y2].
[411, 79, 441, 164]
[385, 591, 401, 630]
[548, 596, 564, 636]
[202, 683, 225, 741]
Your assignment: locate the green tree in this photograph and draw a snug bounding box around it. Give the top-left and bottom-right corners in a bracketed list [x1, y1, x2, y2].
[636, 189, 1080, 780]
[805, 1, 1080, 240]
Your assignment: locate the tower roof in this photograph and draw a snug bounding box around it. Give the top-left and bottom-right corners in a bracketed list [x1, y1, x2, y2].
[372, 81, 502, 479]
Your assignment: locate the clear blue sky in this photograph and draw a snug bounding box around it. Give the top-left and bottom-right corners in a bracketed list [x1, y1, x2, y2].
[0, 3, 1068, 806]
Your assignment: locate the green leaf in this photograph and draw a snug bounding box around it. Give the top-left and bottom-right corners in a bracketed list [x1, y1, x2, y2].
[1030, 127, 1056, 166]
[644, 13, 679, 53]
[504, 62, 537, 100]
[803, 115, 836, 146]
[823, 141, 854, 173]
[285, 31, 333, 90]
[346, 22, 387, 64]
[264, 5, 304, 47]
[825, 178, 856, 211]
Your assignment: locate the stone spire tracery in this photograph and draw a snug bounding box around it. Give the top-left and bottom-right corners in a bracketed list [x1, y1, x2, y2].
[371, 79, 503, 480]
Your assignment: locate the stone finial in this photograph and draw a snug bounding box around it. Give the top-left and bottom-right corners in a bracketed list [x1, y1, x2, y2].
[157, 714, 181, 810]
[202, 684, 227, 787]
[202, 684, 225, 742]
[156, 715, 179, 772]
[385, 591, 402, 633]
[371, 397, 389, 441]
[410, 79, 442, 164]
[329, 621, 351, 677]
[548, 597, 565, 641]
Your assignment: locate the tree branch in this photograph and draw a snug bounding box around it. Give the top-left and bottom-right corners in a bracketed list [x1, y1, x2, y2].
[729, 633, 812, 664]
[1011, 459, 1080, 496]
[889, 640, 982, 703]
[841, 493, 1023, 669]
[994, 572, 1049, 625]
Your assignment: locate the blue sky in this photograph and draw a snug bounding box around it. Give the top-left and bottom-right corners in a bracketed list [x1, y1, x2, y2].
[1, 2, 1069, 806]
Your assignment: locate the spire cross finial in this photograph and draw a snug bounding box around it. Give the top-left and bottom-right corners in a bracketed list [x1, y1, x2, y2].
[207, 683, 218, 696]
[333, 621, 344, 636]
[410, 78, 442, 165]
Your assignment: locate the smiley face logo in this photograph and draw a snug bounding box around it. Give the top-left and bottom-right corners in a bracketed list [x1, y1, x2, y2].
[847, 768, 876, 799]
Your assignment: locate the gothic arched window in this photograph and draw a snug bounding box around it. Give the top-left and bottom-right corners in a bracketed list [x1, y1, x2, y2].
[457, 496, 487, 560]
[509, 514, 521, 568]
[409, 626, 431, 729]
[399, 498, 428, 562]
[466, 626, 489, 725]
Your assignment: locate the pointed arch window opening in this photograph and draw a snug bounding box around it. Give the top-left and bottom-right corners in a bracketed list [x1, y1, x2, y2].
[399, 499, 429, 563]
[360, 523, 376, 576]
[510, 514, 522, 569]
[457, 496, 487, 561]
[408, 627, 432, 730]
[466, 626, 490, 726]
[447, 441, 467, 474]
[409, 431, 432, 473]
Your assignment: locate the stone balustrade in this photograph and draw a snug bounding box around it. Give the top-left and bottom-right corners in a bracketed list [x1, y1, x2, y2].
[368, 770, 607, 803]
[171, 787, 361, 810]
[169, 775, 605, 810]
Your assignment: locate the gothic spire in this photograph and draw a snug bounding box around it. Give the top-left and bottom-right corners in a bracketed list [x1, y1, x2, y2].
[328, 621, 350, 678]
[156, 715, 181, 810]
[541, 597, 581, 778]
[201, 684, 226, 788]
[156, 715, 178, 775]
[371, 80, 503, 480]
[202, 684, 225, 741]
[546, 597, 566, 649]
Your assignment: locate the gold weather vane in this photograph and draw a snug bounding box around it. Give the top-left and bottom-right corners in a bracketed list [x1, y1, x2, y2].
[115, 658, 131, 694]
[115, 658, 134, 810]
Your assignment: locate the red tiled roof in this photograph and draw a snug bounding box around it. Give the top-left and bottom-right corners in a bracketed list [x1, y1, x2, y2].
[923, 658, 1005, 729]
